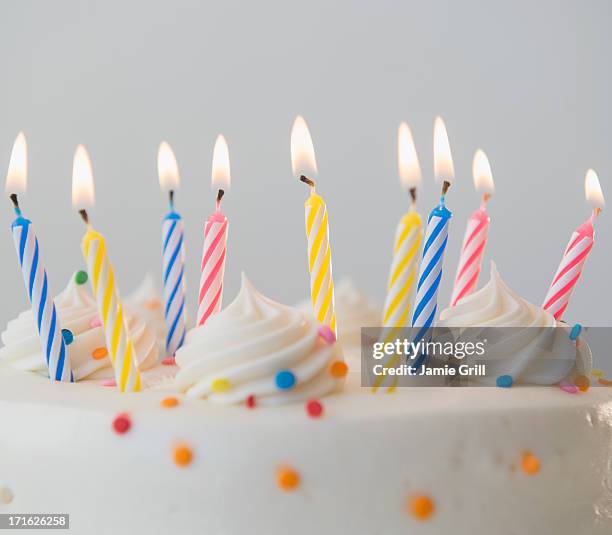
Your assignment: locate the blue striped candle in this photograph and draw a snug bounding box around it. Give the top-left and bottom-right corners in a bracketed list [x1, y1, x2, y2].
[10, 198, 73, 382]
[162, 207, 187, 357]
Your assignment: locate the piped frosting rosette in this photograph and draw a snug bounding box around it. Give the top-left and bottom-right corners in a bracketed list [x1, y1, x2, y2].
[0, 271, 159, 381]
[125, 274, 167, 351]
[437, 262, 591, 385]
[175, 273, 345, 406]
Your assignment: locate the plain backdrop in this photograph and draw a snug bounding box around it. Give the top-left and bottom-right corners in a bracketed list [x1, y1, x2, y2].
[1, 1, 610, 342]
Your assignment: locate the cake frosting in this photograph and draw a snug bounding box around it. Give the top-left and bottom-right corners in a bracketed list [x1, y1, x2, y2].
[438, 262, 591, 384]
[175, 273, 343, 405]
[0, 272, 160, 381]
[125, 273, 167, 351]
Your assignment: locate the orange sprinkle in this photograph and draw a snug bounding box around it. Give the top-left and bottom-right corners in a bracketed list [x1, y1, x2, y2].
[409, 494, 435, 521]
[521, 452, 541, 475]
[92, 347, 108, 360]
[145, 299, 161, 310]
[598, 378, 612, 386]
[173, 444, 193, 467]
[160, 396, 179, 408]
[574, 375, 590, 392]
[330, 360, 348, 378]
[276, 466, 300, 491]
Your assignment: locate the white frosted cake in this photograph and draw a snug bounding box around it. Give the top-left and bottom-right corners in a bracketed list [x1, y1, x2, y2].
[0, 270, 611, 534]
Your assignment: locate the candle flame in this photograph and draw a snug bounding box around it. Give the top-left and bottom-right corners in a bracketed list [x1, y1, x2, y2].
[72, 145, 95, 210]
[5, 132, 27, 194]
[398, 122, 421, 189]
[472, 149, 494, 194]
[433, 116, 455, 183]
[585, 169, 605, 209]
[211, 134, 231, 190]
[157, 141, 180, 193]
[290, 115, 317, 178]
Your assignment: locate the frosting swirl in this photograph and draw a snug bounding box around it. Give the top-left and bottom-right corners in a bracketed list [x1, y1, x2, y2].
[125, 274, 167, 351]
[438, 262, 590, 384]
[175, 273, 344, 405]
[0, 272, 159, 381]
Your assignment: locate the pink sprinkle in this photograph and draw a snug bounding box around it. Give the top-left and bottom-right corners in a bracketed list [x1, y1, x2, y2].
[90, 316, 102, 328]
[560, 381, 578, 394]
[99, 379, 116, 387]
[318, 325, 336, 344]
[162, 357, 176, 366]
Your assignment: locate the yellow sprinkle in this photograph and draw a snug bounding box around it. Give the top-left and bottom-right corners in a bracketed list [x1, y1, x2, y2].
[591, 369, 604, 378]
[211, 378, 231, 393]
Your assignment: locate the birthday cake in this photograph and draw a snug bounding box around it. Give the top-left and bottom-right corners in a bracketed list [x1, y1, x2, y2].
[0, 269, 611, 535]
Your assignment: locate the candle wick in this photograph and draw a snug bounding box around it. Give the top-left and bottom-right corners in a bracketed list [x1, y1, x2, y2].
[78, 209, 90, 226]
[9, 193, 21, 217]
[409, 187, 417, 208]
[480, 192, 491, 210]
[591, 207, 601, 222]
[300, 175, 316, 193]
[216, 189, 225, 212]
[169, 190, 175, 211]
[440, 180, 451, 205]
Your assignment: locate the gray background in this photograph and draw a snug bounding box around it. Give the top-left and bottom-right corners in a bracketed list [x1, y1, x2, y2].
[1, 0, 610, 335]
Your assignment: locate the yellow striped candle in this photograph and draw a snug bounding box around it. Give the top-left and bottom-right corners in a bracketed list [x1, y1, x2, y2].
[72, 145, 141, 392]
[291, 116, 336, 335]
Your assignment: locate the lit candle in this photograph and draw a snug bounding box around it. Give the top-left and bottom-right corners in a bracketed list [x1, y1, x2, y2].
[72, 145, 141, 392]
[449, 149, 494, 306]
[382, 122, 424, 328]
[291, 116, 337, 335]
[197, 135, 230, 326]
[5, 132, 73, 382]
[157, 142, 187, 358]
[411, 117, 455, 347]
[542, 169, 605, 320]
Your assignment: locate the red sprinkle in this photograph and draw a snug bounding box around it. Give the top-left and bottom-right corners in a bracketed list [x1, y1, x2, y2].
[162, 357, 176, 366]
[306, 399, 323, 418]
[112, 413, 131, 434]
[246, 395, 256, 409]
[99, 379, 116, 387]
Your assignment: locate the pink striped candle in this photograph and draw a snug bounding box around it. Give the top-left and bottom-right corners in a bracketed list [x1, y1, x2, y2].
[197, 135, 230, 326]
[542, 170, 604, 320]
[450, 150, 494, 307]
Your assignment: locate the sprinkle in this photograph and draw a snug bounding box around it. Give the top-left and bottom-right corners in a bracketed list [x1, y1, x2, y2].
[496, 375, 513, 388]
[160, 396, 179, 408]
[145, 299, 161, 310]
[521, 452, 541, 475]
[409, 495, 435, 521]
[246, 395, 256, 409]
[0, 486, 13, 505]
[99, 379, 116, 387]
[92, 347, 108, 360]
[276, 467, 300, 491]
[112, 413, 131, 435]
[306, 399, 323, 418]
[275, 370, 296, 390]
[75, 270, 88, 285]
[598, 378, 612, 386]
[90, 316, 102, 328]
[560, 382, 578, 394]
[318, 325, 336, 344]
[591, 369, 604, 378]
[330, 360, 348, 378]
[569, 323, 582, 341]
[173, 444, 193, 467]
[574, 375, 590, 392]
[162, 357, 176, 366]
[211, 378, 231, 393]
[61, 329, 74, 345]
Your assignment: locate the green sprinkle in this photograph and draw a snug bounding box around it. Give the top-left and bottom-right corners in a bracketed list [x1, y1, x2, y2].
[75, 270, 88, 285]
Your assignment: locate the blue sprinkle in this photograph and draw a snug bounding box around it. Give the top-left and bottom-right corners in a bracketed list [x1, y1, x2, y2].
[569, 323, 582, 341]
[61, 329, 74, 345]
[275, 370, 296, 390]
[496, 375, 513, 388]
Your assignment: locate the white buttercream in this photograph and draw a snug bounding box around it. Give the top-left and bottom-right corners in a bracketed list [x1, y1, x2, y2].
[0, 272, 159, 381]
[438, 262, 591, 384]
[175, 273, 343, 405]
